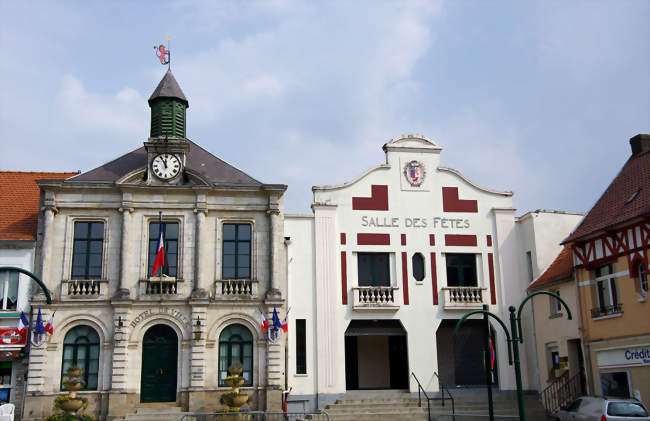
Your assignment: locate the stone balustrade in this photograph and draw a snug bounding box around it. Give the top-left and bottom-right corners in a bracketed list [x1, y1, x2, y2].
[442, 286, 487, 309]
[61, 280, 108, 299]
[214, 279, 259, 299]
[352, 286, 399, 311]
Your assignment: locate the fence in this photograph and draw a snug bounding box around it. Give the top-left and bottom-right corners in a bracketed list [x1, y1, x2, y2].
[179, 410, 329, 421]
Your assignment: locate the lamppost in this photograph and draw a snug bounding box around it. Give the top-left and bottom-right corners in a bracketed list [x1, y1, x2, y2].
[454, 291, 572, 421]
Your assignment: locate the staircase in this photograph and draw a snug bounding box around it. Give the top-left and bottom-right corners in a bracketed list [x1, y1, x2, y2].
[116, 405, 191, 421]
[319, 389, 551, 421]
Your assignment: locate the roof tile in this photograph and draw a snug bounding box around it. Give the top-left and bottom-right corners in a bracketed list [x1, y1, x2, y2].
[0, 171, 78, 240]
[528, 248, 574, 290]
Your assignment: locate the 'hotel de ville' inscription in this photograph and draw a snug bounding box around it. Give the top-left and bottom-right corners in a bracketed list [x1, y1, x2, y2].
[130, 307, 192, 329]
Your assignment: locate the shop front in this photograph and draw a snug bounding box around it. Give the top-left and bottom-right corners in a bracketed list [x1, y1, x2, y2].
[594, 342, 650, 402]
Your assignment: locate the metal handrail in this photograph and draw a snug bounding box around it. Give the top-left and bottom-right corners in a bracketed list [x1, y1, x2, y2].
[411, 372, 432, 421]
[541, 371, 584, 414]
[433, 371, 455, 416]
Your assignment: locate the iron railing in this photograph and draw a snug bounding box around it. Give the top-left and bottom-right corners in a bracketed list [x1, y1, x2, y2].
[433, 371, 455, 416]
[179, 410, 329, 421]
[590, 303, 623, 318]
[541, 371, 584, 414]
[412, 372, 433, 421]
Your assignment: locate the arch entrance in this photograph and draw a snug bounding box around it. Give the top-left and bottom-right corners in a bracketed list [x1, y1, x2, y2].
[140, 324, 178, 402]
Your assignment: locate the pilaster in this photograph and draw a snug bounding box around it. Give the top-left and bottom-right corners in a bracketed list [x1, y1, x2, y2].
[117, 199, 134, 299]
[110, 307, 131, 391]
[192, 203, 209, 297]
[190, 307, 207, 388]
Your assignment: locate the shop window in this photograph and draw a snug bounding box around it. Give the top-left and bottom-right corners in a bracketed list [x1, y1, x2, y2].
[0, 362, 11, 403]
[296, 319, 306, 375]
[412, 253, 425, 282]
[357, 253, 390, 287]
[446, 254, 477, 287]
[148, 221, 178, 277]
[592, 263, 621, 317]
[71, 221, 104, 279]
[222, 224, 251, 279]
[61, 325, 100, 390]
[0, 271, 18, 311]
[600, 371, 631, 398]
[219, 324, 253, 387]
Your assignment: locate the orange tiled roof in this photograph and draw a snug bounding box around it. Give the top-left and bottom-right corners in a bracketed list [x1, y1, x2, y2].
[0, 171, 78, 241]
[564, 148, 650, 243]
[528, 248, 574, 290]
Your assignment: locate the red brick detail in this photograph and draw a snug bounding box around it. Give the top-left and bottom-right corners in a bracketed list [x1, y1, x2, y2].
[445, 234, 477, 246]
[352, 185, 389, 211]
[341, 251, 348, 305]
[431, 252, 438, 305]
[488, 253, 496, 305]
[442, 187, 478, 213]
[402, 252, 409, 305]
[357, 233, 391, 245]
[429, 234, 435, 246]
[486, 235, 492, 247]
[401, 234, 407, 246]
[340, 233, 346, 245]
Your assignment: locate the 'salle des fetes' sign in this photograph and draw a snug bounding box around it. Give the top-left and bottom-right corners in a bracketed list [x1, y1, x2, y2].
[597, 345, 650, 369]
[361, 215, 471, 229]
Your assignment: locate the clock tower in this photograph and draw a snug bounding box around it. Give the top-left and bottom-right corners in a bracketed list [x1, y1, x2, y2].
[145, 69, 190, 185]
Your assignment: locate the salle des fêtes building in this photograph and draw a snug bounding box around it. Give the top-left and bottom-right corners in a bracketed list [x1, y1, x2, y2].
[16, 70, 591, 420]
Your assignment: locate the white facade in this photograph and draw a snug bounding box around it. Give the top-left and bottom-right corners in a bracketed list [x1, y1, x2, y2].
[284, 134, 581, 409]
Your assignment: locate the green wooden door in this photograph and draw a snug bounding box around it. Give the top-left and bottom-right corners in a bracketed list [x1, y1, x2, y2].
[141, 324, 177, 403]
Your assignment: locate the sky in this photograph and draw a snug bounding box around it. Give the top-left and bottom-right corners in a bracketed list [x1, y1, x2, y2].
[1, 1, 648, 215]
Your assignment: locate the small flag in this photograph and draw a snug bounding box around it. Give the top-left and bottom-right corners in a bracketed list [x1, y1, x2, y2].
[17, 312, 29, 334]
[151, 216, 165, 276]
[45, 311, 55, 335]
[272, 307, 282, 329]
[34, 308, 46, 335]
[154, 44, 170, 65]
[258, 310, 269, 333]
[281, 307, 290, 333]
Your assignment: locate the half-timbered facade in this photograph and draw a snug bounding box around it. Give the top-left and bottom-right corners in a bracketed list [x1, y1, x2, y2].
[563, 134, 650, 402]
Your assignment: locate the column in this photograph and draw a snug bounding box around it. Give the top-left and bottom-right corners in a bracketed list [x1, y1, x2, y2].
[266, 209, 281, 297]
[39, 207, 55, 281]
[117, 206, 133, 298]
[193, 209, 209, 297]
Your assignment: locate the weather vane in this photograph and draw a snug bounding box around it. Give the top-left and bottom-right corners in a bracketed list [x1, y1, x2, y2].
[154, 36, 171, 68]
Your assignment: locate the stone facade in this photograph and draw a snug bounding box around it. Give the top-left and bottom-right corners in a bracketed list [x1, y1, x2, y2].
[22, 71, 288, 421]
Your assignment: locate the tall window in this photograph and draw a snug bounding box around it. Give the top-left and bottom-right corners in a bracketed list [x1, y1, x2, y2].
[61, 325, 100, 390]
[219, 324, 253, 386]
[446, 254, 477, 287]
[222, 224, 251, 279]
[148, 222, 178, 277]
[638, 262, 648, 295]
[0, 271, 18, 311]
[71, 221, 104, 279]
[595, 263, 619, 311]
[296, 319, 306, 374]
[357, 253, 390, 286]
[412, 253, 425, 282]
[550, 290, 562, 316]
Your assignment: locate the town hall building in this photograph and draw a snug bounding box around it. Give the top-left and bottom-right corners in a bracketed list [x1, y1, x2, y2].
[23, 70, 288, 420]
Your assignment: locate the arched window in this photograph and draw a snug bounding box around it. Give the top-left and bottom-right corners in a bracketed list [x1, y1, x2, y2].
[412, 253, 425, 282]
[639, 262, 648, 295]
[61, 325, 100, 390]
[219, 324, 253, 387]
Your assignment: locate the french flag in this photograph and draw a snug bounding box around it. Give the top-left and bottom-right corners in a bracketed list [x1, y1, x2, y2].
[258, 310, 269, 333]
[281, 307, 290, 333]
[17, 312, 29, 335]
[45, 311, 55, 335]
[151, 217, 165, 277]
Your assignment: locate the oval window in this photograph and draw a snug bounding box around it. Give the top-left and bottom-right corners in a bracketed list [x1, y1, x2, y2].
[412, 253, 425, 282]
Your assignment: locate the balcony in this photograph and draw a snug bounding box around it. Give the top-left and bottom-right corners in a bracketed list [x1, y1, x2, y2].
[61, 280, 108, 300]
[590, 303, 623, 319]
[139, 277, 182, 296]
[214, 279, 259, 300]
[352, 286, 399, 311]
[442, 286, 487, 310]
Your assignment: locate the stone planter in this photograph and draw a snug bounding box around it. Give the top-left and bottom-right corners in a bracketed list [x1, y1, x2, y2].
[67, 367, 83, 378]
[59, 398, 84, 413]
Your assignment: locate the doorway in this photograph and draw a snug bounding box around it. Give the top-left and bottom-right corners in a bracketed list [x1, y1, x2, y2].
[141, 324, 178, 402]
[436, 319, 498, 387]
[345, 320, 409, 390]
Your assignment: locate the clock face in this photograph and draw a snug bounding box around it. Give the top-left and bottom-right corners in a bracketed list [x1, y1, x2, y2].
[151, 153, 181, 180]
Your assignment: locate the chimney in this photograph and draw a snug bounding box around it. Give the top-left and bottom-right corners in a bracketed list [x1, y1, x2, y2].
[629, 134, 650, 155]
